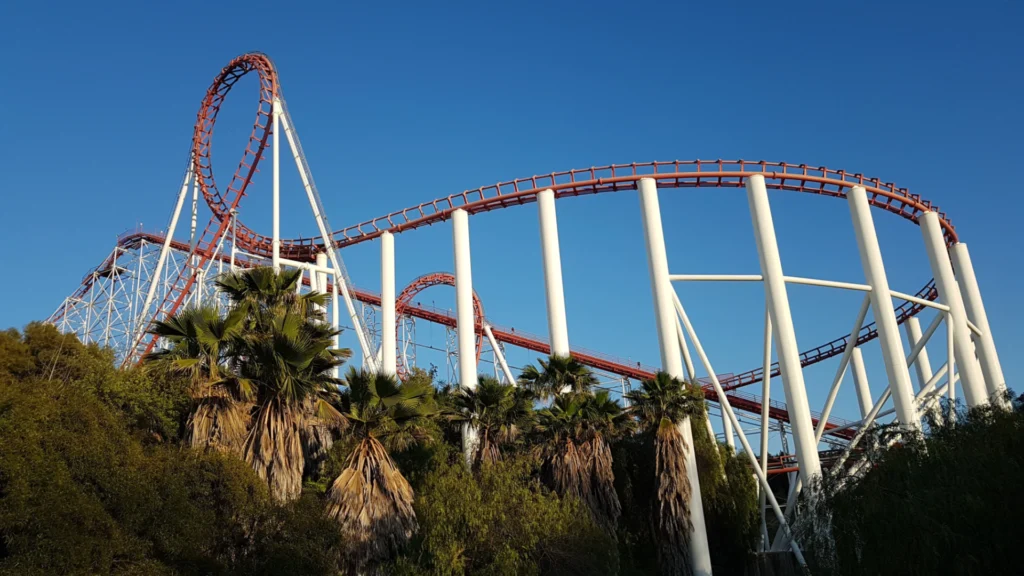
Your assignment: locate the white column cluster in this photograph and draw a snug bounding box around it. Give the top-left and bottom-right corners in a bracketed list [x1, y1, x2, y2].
[919, 212, 988, 406]
[949, 243, 1006, 402]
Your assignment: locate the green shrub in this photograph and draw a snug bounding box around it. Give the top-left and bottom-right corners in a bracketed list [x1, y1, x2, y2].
[0, 325, 342, 575]
[804, 397, 1023, 575]
[387, 455, 618, 575]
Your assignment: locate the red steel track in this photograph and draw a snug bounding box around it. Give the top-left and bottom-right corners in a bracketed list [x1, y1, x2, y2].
[103, 53, 968, 441]
[395, 273, 484, 374]
[59, 229, 856, 440]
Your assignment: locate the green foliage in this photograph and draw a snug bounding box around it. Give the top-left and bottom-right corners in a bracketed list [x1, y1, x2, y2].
[0, 325, 342, 575]
[518, 355, 599, 401]
[449, 375, 534, 469]
[386, 456, 618, 576]
[0, 323, 767, 574]
[804, 398, 1024, 575]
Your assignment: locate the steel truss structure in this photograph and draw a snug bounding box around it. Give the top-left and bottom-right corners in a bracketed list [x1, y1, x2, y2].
[48, 53, 1008, 575]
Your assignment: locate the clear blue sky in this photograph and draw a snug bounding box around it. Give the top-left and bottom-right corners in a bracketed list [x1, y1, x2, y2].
[1, 0, 1021, 432]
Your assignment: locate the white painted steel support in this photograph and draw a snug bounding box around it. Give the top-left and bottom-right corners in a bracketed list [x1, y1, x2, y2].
[272, 99, 281, 273]
[758, 304, 772, 551]
[676, 294, 807, 567]
[314, 252, 329, 320]
[907, 312, 944, 369]
[537, 189, 570, 357]
[904, 317, 934, 393]
[308, 259, 320, 294]
[315, 253, 328, 296]
[851, 348, 873, 419]
[380, 232, 397, 376]
[452, 210, 478, 389]
[331, 285, 340, 378]
[814, 294, 872, 439]
[675, 317, 696, 381]
[132, 164, 193, 355]
[639, 178, 685, 378]
[189, 174, 198, 251]
[637, 178, 712, 576]
[229, 211, 237, 271]
[919, 212, 987, 406]
[483, 324, 517, 387]
[848, 186, 919, 428]
[745, 174, 821, 483]
[950, 243, 1007, 402]
[723, 412, 735, 451]
[277, 99, 376, 371]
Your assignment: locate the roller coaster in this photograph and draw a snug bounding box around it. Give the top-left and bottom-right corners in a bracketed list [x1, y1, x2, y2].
[47, 53, 1008, 571]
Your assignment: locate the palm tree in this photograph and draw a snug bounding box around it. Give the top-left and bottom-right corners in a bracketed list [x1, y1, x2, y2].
[582, 390, 631, 531]
[533, 390, 627, 532]
[450, 375, 534, 469]
[518, 354, 599, 401]
[145, 304, 250, 453]
[326, 367, 439, 573]
[216, 267, 348, 502]
[625, 371, 705, 576]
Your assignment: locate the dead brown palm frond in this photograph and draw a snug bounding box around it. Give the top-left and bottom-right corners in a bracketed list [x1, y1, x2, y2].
[653, 420, 694, 576]
[586, 435, 622, 532]
[538, 436, 592, 503]
[186, 392, 251, 454]
[325, 437, 417, 573]
[243, 400, 306, 503]
[474, 428, 503, 469]
[326, 368, 439, 572]
[301, 396, 348, 477]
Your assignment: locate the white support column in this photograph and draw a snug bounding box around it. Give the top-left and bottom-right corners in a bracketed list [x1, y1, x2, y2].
[483, 324, 517, 387]
[637, 178, 711, 576]
[272, 98, 281, 273]
[746, 174, 821, 482]
[453, 209, 479, 467]
[131, 164, 192, 356]
[331, 285, 340, 378]
[315, 253, 328, 320]
[904, 317, 934, 393]
[189, 174, 199, 252]
[638, 178, 684, 378]
[229, 210, 237, 271]
[452, 210, 477, 389]
[315, 253, 328, 295]
[309, 259, 321, 295]
[537, 189, 570, 357]
[949, 243, 1006, 402]
[758, 304, 772, 551]
[919, 212, 988, 406]
[847, 186, 919, 428]
[722, 411, 735, 451]
[850, 348, 873, 419]
[380, 232, 397, 376]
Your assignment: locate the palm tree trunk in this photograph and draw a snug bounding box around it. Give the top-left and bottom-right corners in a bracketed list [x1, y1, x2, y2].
[587, 436, 622, 534]
[462, 422, 479, 468]
[243, 399, 305, 502]
[653, 417, 711, 576]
